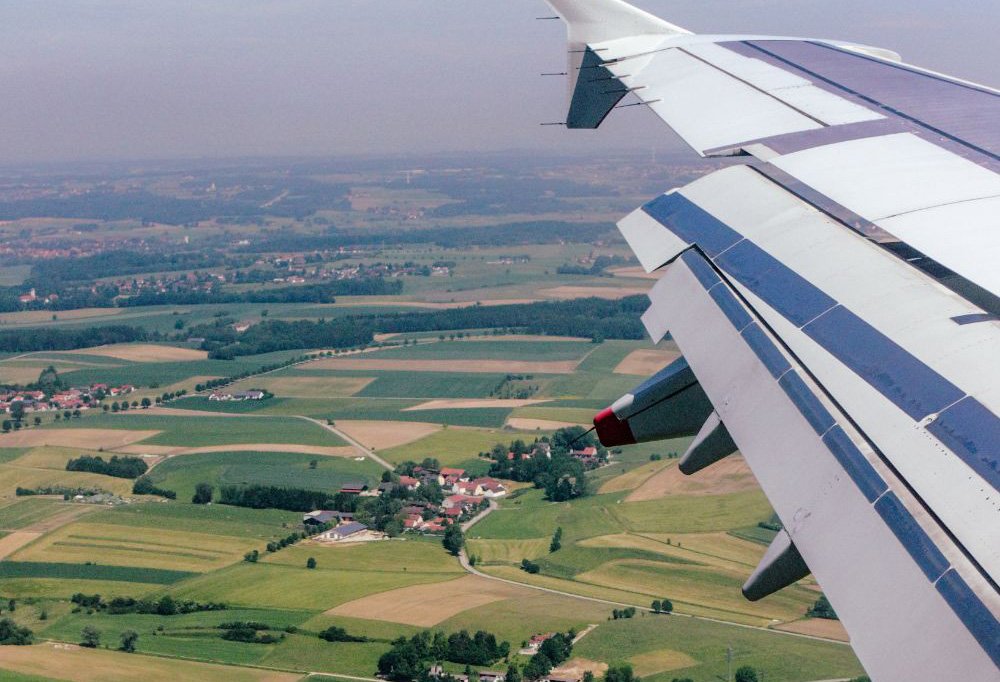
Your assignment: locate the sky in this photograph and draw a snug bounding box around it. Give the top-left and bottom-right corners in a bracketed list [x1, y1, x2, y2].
[0, 0, 998, 164]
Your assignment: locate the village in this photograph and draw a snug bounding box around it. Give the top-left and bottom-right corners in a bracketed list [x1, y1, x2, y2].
[0, 382, 135, 416]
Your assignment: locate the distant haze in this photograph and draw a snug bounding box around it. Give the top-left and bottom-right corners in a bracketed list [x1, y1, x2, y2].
[1, 0, 997, 164]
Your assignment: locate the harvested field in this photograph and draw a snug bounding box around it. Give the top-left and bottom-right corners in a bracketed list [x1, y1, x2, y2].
[0, 642, 300, 682]
[335, 420, 441, 450]
[230, 375, 374, 398]
[552, 659, 608, 679]
[0, 428, 159, 450]
[0, 365, 72, 384]
[0, 308, 124, 324]
[607, 266, 660, 280]
[629, 649, 700, 676]
[328, 573, 530, 626]
[305, 358, 580, 373]
[114, 444, 181, 456]
[774, 618, 850, 642]
[539, 285, 651, 300]
[179, 444, 356, 457]
[75, 343, 208, 362]
[0, 531, 41, 559]
[505, 417, 585, 431]
[613, 348, 681, 375]
[626, 456, 759, 502]
[598, 459, 672, 494]
[404, 399, 550, 411]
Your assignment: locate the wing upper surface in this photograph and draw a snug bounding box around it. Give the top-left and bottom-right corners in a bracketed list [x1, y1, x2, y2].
[542, 2, 1000, 680]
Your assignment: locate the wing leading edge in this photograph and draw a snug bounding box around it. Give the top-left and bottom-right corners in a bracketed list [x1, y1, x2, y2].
[541, 2, 1000, 680]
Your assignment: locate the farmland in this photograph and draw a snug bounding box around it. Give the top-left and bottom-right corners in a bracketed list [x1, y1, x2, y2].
[0, 153, 865, 682]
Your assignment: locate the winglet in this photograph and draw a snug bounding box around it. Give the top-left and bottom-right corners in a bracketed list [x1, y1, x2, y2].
[544, 0, 690, 129]
[544, 0, 688, 46]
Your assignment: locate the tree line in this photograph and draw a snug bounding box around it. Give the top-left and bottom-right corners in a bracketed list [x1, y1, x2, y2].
[377, 629, 511, 681]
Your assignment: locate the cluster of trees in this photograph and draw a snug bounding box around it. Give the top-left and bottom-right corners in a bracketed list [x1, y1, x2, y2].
[29, 250, 239, 285]
[377, 629, 511, 680]
[66, 454, 148, 479]
[442, 525, 464, 556]
[17, 485, 105, 498]
[807, 595, 838, 620]
[218, 621, 282, 644]
[487, 431, 591, 502]
[0, 324, 151, 353]
[489, 375, 539, 400]
[523, 631, 575, 680]
[0, 618, 33, 645]
[520, 559, 540, 574]
[650, 599, 673, 614]
[362, 295, 647, 341]
[118, 277, 401, 308]
[70, 593, 225, 616]
[194, 318, 374, 359]
[611, 607, 637, 620]
[550, 527, 563, 553]
[132, 476, 176, 499]
[319, 625, 369, 643]
[219, 484, 331, 512]
[556, 255, 631, 277]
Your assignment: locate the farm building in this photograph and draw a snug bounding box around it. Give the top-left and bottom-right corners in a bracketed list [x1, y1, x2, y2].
[321, 522, 368, 541]
[339, 482, 369, 495]
[303, 510, 339, 526]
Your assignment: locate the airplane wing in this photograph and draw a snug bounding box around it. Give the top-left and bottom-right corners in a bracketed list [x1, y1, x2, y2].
[541, 1, 1000, 680]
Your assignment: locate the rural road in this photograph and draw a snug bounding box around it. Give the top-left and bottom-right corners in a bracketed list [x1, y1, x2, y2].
[457, 497, 851, 648]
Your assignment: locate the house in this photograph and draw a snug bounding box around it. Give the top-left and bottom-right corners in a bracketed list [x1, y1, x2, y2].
[377, 481, 398, 495]
[525, 633, 555, 653]
[438, 467, 466, 487]
[303, 510, 339, 526]
[545, 676, 581, 682]
[571, 446, 598, 458]
[454, 480, 484, 496]
[233, 321, 253, 333]
[339, 482, 368, 495]
[399, 475, 420, 490]
[479, 672, 505, 682]
[232, 390, 265, 401]
[208, 392, 230, 401]
[322, 521, 368, 540]
[477, 478, 507, 498]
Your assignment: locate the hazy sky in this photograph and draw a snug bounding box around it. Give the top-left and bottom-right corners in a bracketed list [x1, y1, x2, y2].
[1, 0, 997, 164]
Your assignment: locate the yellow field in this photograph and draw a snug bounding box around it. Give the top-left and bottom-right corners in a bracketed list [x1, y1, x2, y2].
[613, 349, 681, 376]
[10, 445, 122, 470]
[0, 465, 135, 499]
[229, 374, 374, 398]
[328, 574, 531, 626]
[0, 308, 124, 324]
[626, 456, 759, 501]
[465, 538, 551, 563]
[404, 399, 551, 411]
[628, 649, 700, 676]
[598, 459, 672, 494]
[0, 530, 42, 559]
[576, 559, 813, 624]
[552, 659, 609, 679]
[75, 343, 208, 362]
[539, 286, 651, 300]
[580, 532, 763, 572]
[774, 617, 850, 641]
[0, 642, 301, 682]
[0, 428, 159, 450]
[11, 521, 253, 572]
[334, 420, 441, 450]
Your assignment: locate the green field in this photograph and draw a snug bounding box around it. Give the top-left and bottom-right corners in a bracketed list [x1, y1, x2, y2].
[148, 451, 383, 501]
[0, 561, 195, 584]
[364, 339, 593, 361]
[381, 428, 513, 468]
[49, 413, 343, 447]
[86, 503, 299, 539]
[0, 498, 68, 530]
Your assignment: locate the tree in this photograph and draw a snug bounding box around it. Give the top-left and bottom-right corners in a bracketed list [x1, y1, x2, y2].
[549, 526, 562, 553]
[583, 673, 595, 682]
[140, 397, 151, 409]
[32, 416, 41, 426]
[659, 598, 672, 614]
[734, 667, 758, 682]
[80, 625, 101, 648]
[2, 421, 10, 433]
[120, 629, 139, 653]
[0, 618, 33, 645]
[651, 600, 661, 613]
[604, 665, 637, 682]
[10, 402, 25, 422]
[523, 652, 552, 680]
[506, 663, 522, 682]
[309, 459, 318, 470]
[192, 482, 213, 505]
[443, 524, 465, 556]
[306, 557, 317, 569]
